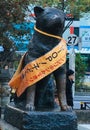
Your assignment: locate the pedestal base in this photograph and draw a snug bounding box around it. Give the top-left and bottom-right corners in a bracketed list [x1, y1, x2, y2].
[4, 103, 78, 130]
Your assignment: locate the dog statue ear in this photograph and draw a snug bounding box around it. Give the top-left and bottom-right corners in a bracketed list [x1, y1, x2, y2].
[34, 6, 44, 17]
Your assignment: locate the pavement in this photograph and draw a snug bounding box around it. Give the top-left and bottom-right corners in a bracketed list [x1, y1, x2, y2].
[0, 119, 19, 130]
[78, 124, 90, 130]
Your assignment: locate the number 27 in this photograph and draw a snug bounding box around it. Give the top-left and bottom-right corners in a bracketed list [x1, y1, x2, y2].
[68, 36, 77, 44]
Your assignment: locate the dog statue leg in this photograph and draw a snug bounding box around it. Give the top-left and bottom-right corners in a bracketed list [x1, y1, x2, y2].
[26, 84, 36, 111]
[55, 74, 68, 110]
[54, 66, 71, 111]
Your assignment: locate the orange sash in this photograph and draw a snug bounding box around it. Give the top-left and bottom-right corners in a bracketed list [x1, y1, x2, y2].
[9, 39, 67, 97]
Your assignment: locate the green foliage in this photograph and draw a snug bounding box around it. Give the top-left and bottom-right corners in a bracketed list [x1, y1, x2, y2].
[0, 0, 30, 24]
[29, 0, 61, 7]
[0, 0, 30, 66]
[63, 0, 90, 19]
[75, 53, 87, 90]
[29, 0, 90, 15]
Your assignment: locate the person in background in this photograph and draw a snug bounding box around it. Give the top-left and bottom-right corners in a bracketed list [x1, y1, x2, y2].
[66, 69, 74, 109]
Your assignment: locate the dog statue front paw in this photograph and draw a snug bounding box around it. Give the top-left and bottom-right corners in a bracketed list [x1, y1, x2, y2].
[26, 103, 35, 111]
[61, 105, 72, 111]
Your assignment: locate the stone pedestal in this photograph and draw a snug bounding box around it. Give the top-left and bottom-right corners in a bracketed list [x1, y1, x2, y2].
[4, 103, 78, 130]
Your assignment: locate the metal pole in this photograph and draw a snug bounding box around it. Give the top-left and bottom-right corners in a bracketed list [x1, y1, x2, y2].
[69, 45, 75, 97]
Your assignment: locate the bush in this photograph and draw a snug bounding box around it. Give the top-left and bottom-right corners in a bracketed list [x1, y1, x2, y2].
[75, 53, 87, 91]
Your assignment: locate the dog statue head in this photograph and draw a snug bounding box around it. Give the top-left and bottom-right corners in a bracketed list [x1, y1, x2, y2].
[34, 6, 65, 36]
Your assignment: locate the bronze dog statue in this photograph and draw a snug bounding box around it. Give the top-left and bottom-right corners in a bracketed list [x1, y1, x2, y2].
[9, 6, 70, 111]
